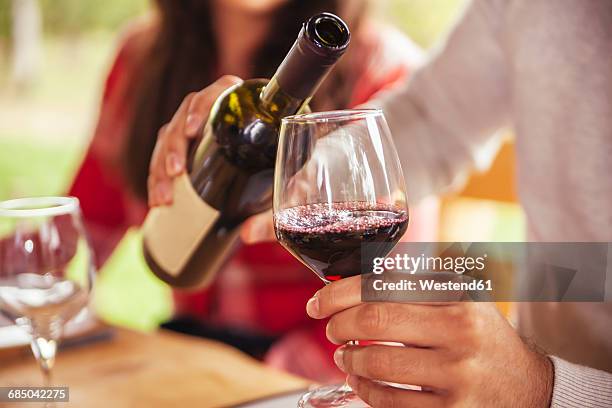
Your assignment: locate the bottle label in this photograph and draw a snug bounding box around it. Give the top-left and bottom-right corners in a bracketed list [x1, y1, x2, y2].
[143, 174, 220, 277]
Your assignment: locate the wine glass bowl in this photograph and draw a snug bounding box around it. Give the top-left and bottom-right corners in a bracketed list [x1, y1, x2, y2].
[273, 109, 409, 407]
[0, 197, 94, 383]
[275, 201, 408, 282]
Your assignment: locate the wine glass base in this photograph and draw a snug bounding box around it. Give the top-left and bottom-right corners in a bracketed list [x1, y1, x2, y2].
[298, 385, 369, 408]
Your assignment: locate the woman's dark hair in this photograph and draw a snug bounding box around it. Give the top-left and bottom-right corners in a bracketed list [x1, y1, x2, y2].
[124, 0, 366, 199]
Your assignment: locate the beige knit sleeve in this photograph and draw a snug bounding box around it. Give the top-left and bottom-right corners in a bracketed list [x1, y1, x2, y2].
[550, 356, 612, 408]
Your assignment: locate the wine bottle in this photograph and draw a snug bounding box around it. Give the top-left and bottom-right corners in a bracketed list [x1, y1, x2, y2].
[142, 12, 350, 289]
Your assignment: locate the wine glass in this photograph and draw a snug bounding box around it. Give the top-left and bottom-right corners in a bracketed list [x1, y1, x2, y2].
[273, 109, 409, 407]
[0, 197, 95, 385]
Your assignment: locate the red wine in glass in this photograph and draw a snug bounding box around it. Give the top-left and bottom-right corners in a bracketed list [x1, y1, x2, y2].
[275, 201, 408, 282]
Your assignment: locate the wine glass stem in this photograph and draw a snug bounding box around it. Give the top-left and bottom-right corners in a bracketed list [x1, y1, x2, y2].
[30, 335, 57, 385]
[42, 361, 53, 387]
[42, 365, 55, 408]
[31, 337, 57, 408]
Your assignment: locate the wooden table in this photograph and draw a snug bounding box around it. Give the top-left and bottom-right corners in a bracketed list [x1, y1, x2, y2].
[0, 329, 310, 407]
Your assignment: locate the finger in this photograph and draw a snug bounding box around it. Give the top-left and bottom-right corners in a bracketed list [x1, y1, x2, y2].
[148, 124, 172, 206]
[163, 92, 197, 177]
[149, 124, 170, 180]
[184, 75, 242, 137]
[335, 345, 448, 389]
[148, 172, 173, 208]
[147, 175, 158, 207]
[240, 210, 275, 244]
[347, 375, 444, 408]
[325, 302, 454, 347]
[306, 275, 361, 319]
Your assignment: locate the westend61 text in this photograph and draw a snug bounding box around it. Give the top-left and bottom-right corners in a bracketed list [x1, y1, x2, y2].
[372, 279, 493, 292]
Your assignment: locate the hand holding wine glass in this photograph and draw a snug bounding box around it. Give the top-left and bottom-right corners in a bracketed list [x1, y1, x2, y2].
[0, 197, 94, 385]
[306, 276, 554, 408]
[273, 109, 409, 407]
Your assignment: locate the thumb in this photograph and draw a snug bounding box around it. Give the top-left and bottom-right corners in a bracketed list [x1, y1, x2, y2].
[240, 211, 276, 244]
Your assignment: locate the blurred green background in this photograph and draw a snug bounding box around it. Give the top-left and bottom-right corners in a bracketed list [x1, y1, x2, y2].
[2, 0, 524, 332]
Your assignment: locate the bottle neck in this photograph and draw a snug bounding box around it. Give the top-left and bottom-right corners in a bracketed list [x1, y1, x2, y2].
[260, 77, 310, 118]
[259, 13, 350, 118]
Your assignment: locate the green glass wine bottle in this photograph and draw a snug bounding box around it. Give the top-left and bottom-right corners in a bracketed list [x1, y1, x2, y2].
[142, 12, 350, 288]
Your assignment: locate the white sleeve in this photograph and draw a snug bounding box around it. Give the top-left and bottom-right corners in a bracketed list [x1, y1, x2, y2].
[368, 0, 511, 203]
[550, 356, 612, 407]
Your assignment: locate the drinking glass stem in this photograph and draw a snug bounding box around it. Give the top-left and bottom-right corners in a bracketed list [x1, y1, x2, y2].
[30, 336, 56, 385]
[29, 317, 62, 386]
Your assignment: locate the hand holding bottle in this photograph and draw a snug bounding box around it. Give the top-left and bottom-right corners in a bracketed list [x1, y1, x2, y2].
[147, 75, 242, 208]
[143, 13, 350, 288]
[146, 76, 281, 246]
